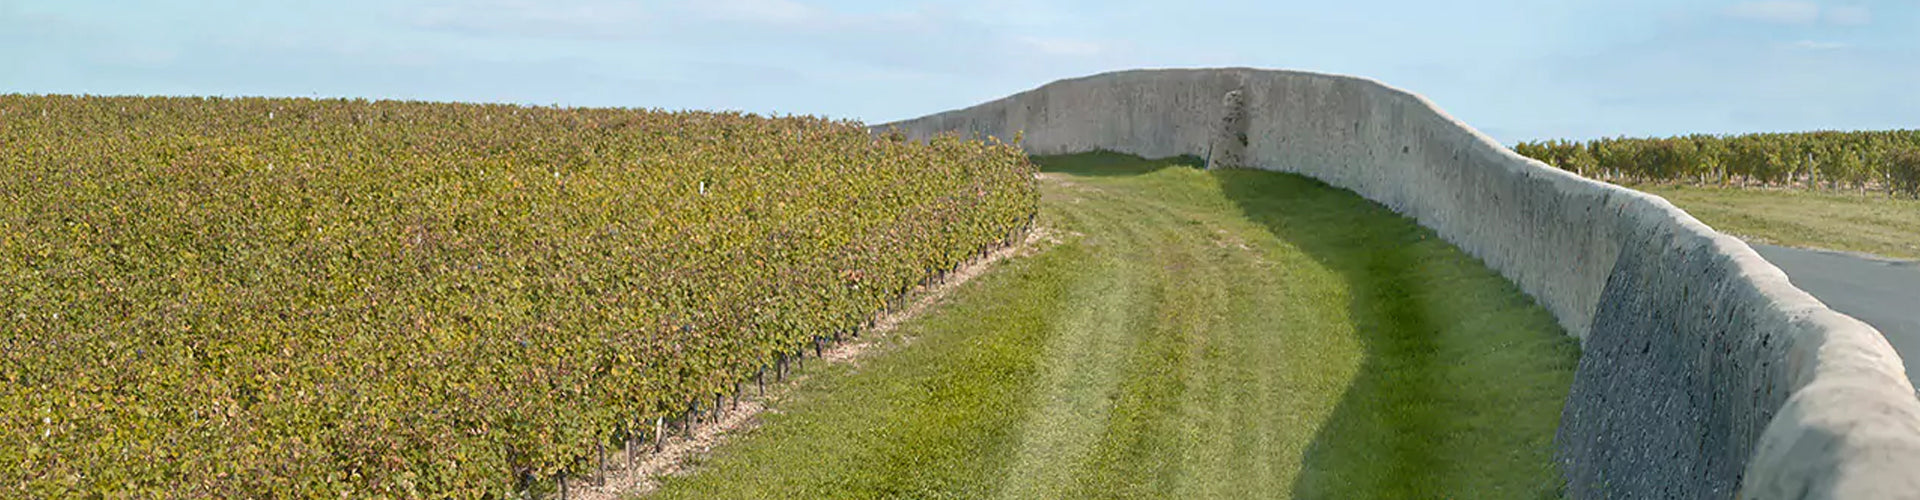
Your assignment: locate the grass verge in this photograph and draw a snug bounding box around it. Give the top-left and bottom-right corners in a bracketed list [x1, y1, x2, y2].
[1632, 183, 1920, 260]
[648, 152, 1580, 498]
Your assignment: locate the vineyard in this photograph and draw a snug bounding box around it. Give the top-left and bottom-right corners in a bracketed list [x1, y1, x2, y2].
[1512, 130, 1920, 197]
[0, 95, 1037, 497]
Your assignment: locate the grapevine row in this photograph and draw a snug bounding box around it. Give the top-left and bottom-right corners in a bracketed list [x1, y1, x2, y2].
[0, 95, 1039, 497]
[1512, 130, 1920, 196]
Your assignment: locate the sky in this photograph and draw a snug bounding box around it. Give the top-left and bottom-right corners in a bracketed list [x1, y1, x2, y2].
[2, 0, 1916, 143]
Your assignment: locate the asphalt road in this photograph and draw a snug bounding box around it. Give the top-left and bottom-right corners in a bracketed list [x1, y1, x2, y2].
[1752, 244, 1920, 388]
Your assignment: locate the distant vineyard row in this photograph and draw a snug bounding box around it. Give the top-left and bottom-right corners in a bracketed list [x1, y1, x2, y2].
[0, 95, 1038, 497]
[1512, 130, 1920, 196]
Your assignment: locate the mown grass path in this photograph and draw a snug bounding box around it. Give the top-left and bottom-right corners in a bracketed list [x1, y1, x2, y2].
[649, 153, 1580, 499]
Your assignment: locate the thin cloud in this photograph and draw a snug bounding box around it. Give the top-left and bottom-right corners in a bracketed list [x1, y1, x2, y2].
[1826, 5, 1871, 26]
[411, 0, 653, 40]
[1726, 1, 1822, 24]
[1791, 40, 1851, 50]
[1548, 22, 1920, 138]
[1724, 1, 1872, 26]
[639, 1, 1124, 78]
[697, 0, 822, 26]
[1015, 36, 1105, 57]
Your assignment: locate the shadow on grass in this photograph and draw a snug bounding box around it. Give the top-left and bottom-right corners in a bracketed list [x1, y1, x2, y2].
[1034, 151, 1204, 177]
[1212, 169, 1449, 496]
[1033, 152, 1574, 498]
[1210, 169, 1575, 498]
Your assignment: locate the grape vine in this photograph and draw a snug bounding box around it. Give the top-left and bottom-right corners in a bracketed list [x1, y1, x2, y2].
[0, 95, 1038, 497]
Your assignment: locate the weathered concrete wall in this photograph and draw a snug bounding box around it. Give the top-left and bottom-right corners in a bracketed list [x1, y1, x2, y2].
[876, 68, 1920, 498]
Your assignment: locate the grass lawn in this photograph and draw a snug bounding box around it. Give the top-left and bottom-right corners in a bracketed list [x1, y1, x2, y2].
[1633, 183, 1920, 260]
[647, 152, 1581, 498]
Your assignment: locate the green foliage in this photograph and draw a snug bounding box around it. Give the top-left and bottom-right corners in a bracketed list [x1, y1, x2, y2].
[1892, 149, 1920, 199]
[1513, 130, 1920, 196]
[0, 94, 1037, 497]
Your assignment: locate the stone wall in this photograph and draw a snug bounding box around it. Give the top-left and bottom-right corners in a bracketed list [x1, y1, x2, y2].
[876, 68, 1920, 498]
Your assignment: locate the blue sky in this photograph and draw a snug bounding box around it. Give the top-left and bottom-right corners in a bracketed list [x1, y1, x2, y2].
[2, 0, 1915, 142]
